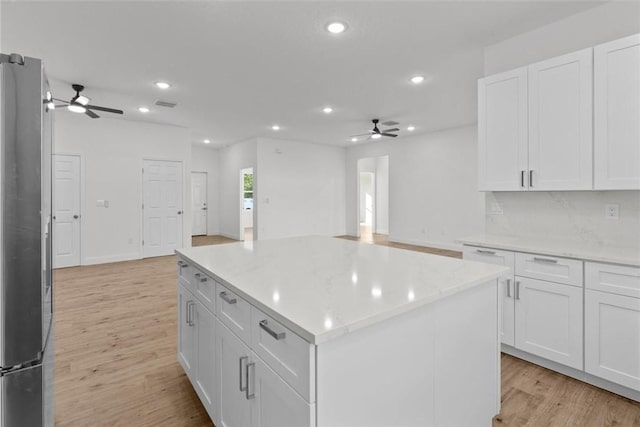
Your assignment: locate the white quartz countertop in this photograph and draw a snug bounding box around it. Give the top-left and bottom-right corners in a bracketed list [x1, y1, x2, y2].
[458, 234, 640, 267]
[176, 236, 507, 345]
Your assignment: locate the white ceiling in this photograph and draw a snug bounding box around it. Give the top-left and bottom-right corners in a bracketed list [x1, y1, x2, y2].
[2, 1, 602, 147]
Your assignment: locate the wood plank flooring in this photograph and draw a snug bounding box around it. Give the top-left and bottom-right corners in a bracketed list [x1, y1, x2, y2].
[52, 235, 640, 426]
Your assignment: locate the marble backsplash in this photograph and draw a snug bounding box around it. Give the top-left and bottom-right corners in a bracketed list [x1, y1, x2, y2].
[485, 191, 640, 249]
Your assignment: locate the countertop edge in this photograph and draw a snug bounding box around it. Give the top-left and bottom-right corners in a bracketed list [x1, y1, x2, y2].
[457, 236, 640, 267]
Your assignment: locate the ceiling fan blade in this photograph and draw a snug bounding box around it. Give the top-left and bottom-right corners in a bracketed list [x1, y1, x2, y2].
[85, 109, 99, 119]
[382, 128, 400, 133]
[381, 120, 399, 126]
[87, 105, 124, 115]
[381, 133, 398, 138]
[350, 132, 374, 137]
[53, 104, 69, 108]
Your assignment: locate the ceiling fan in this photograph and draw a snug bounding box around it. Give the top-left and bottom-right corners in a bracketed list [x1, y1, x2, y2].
[53, 84, 124, 119]
[351, 119, 400, 140]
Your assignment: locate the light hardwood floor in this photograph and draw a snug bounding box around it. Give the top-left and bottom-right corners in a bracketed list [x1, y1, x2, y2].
[52, 235, 640, 426]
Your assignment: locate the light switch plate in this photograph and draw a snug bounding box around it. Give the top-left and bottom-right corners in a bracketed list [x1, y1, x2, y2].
[605, 204, 619, 220]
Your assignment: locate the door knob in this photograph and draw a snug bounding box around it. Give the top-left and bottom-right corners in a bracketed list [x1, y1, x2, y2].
[73, 215, 79, 219]
[202, 207, 207, 210]
[177, 211, 182, 215]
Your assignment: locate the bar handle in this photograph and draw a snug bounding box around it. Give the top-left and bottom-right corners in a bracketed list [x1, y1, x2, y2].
[220, 291, 237, 305]
[246, 362, 255, 400]
[521, 170, 525, 188]
[533, 257, 558, 264]
[194, 273, 207, 283]
[259, 320, 285, 340]
[177, 260, 188, 268]
[515, 281, 521, 300]
[186, 301, 195, 326]
[505, 278, 512, 298]
[529, 170, 534, 188]
[476, 249, 496, 255]
[239, 356, 248, 392]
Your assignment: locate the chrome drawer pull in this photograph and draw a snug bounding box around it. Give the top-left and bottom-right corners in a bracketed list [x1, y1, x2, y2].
[515, 281, 521, 300]
[194, 272, 208, 283]
[505, 279, 512, 298]
[533, 257, 558, 264]
[220, 291, 237, 305]
[259, 320, 285, 340]
[239, 356, 248, 392]
[476, 249, 496, 255]
[177, 260, 188, 268]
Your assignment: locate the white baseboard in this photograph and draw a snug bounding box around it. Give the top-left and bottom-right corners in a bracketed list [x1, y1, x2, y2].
[388, 236, 462, 252]
[220, 231, 241, 240]
[83, 252, 141, 266]
[375, 229, 389, 235]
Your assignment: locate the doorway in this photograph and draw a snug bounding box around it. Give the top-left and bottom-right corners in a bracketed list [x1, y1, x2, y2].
[191, 172, 208, 236]
[357, 156, 389, 241]
[53, 154, 81, 268]
[143, 159, 184, 257]
[240, 168, 253, 241]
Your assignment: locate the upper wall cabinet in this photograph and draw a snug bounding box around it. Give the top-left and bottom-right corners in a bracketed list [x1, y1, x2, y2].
[478, 68, 528, 191]
[478, 48, 593, 192]
[594, 34, 640, 190]
[528, 49, 593, 191]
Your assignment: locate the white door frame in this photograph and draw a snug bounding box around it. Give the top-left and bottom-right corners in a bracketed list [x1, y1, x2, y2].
[53, 153, 84, 267]
[358, 171, 376, 235]
[239, 167, 254, 241]
[140, 158, 185, 257]
[191, 171, 208, 236]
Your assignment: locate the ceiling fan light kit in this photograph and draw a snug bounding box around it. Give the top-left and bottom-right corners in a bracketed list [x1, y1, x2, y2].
[54, 83, 124, 119]
[351, 119, 400, 142]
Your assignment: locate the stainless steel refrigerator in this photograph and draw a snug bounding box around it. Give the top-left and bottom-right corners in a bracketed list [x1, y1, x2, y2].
[0, 53, 54, 427]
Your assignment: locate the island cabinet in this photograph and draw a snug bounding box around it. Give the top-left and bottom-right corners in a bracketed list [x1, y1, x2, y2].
[463, 242, 640, 401]
[176, 237, 508, 426]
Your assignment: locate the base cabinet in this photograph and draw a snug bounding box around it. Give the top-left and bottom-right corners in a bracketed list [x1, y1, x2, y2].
[514, 277, 583, 370]
[178, 285, 196, 379]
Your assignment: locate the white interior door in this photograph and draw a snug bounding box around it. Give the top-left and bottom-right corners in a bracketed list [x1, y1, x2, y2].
[191, 172, 208, 236]
[53, 154, 81, 268]
[143, 159, 183, 258]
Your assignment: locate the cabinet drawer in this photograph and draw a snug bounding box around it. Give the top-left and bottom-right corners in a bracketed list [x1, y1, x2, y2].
[586, 262, 640, 298]
[217, 283, 251, 344]
[463, 246, 515, 275]
[177, 257, 196, 294]
[250, 307, 315, 403]
[193, 268, 216, 315]
[515, 253, 583, 287]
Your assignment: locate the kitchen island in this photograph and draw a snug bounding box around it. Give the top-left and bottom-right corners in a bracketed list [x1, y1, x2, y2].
[176, 236, 507, 427]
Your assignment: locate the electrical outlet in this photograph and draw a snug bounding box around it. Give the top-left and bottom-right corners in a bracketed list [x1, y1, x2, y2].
[605, 204, 619, 220]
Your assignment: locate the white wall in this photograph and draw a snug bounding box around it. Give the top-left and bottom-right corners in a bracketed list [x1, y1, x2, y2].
[191, 145, 221, 235]
[55, 112, 191, 265]
[256, 137, 346, 240]
[219, 138, 257, 240]
[346, 126, 484, 250]
[483, 1, 640, 248]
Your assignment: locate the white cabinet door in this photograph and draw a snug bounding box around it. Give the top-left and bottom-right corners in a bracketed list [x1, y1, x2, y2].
[478, 67, 529, 191]
[251, 356, 314, 427]
[462, 246, 515, 346]
[195, 300, 217, 420]
[514, 277, 583, 369]
[585, 290, 640, 391]
[528, 48, 593, 190]
[217, 319, 253, 427]
[594, 34, 640, 190]
[178, 285, 197, 380]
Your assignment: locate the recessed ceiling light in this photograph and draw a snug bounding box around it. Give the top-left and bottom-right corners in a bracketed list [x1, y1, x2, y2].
[407, 125, 416, 131]
[326, 21, 347, 34]
[154, 81, 171, 90]
[371, 133, 382, 139]
[323, 106, 333, 114]
[271, 125, 280, 131]
[351, 137, 358, 142]
[138, 106, 150, 113]
[203, 139, 211, 144]
[410, 75, 425, 84]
